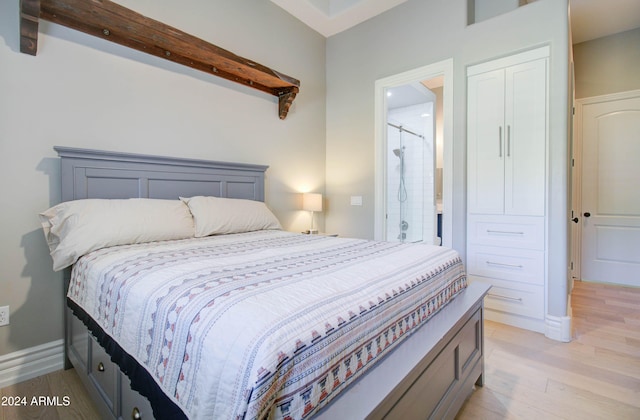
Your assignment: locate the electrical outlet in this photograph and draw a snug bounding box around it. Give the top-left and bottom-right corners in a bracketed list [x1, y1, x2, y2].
[0, 306, 9, 327]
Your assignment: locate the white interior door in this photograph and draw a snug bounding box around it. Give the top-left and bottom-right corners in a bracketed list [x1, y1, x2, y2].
[580, 91, 640, 287]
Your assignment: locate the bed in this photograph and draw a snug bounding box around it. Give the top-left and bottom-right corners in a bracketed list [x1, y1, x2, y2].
[45, 146, 489, 420]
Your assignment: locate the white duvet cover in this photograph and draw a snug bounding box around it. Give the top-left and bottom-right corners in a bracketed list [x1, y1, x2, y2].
[68, 230, 466, 419]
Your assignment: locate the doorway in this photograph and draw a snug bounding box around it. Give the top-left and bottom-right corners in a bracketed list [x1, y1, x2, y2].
[572, 89, 640, 287]
[374, 59, 453, 246]
[386, 84, 436, 243]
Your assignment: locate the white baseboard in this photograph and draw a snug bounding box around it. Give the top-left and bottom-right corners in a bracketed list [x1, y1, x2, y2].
[0, 339, 64, 389]
[484, 309, 545, 334]
[545, 314, 572, 342]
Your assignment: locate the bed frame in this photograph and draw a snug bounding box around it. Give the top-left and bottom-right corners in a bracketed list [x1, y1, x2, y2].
[56, 146, 489, 420]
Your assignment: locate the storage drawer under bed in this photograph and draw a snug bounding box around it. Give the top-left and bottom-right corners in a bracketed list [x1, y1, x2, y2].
[89, 336, 118, 415]
[120, 378, 154, 420]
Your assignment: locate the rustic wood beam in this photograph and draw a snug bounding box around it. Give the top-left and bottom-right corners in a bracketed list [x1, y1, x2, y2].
[278, 88, 298, 120]
[20, 0, 40, 55]
[19, 0, 300, 119]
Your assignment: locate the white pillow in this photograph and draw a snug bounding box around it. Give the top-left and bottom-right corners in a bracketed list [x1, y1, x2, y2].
[40, 198, 195, 271]
[180, 196, 281, 237]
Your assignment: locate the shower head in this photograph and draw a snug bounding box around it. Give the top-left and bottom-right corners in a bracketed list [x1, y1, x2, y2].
[393, 148, 404, 158]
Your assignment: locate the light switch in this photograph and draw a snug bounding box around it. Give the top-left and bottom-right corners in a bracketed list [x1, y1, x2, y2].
[350, 196, 363, 206]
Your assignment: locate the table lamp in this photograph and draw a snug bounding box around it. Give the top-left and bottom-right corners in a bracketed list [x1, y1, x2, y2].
[302, 193, 323, 234]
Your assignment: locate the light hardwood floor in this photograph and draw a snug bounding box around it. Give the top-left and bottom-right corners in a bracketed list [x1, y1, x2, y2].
[0, 368, 99, 420]
[1, 281, 639, 419]
[457, 280, 640, 420]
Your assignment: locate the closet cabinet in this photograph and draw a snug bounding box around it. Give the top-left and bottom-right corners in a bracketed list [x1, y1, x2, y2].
[467, 53, 547, 216]
[466, 46, 549, 333]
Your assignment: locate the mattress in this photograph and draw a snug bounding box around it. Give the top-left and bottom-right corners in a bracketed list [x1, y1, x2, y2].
[67, 230, 467, 419]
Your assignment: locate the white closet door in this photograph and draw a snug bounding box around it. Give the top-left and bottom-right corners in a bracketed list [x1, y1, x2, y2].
[468, 69, 505, 215]
[504, 58, 547, 216]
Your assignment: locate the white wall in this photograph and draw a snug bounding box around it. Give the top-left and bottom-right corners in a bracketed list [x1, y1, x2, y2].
[325, 0, 570, 317]
[0, 0, 326, 356]
[573, 27, 640, 99]
[471, 0, 525, 24]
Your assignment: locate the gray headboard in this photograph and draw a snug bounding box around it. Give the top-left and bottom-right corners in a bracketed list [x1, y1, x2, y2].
[55, 146, 268, 202]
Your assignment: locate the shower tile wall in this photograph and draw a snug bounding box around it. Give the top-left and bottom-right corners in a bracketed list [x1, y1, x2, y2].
[387, 102, 435, 243]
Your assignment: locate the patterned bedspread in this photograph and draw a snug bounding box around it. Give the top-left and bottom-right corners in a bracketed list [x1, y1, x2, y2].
[68, 230, 467, 419]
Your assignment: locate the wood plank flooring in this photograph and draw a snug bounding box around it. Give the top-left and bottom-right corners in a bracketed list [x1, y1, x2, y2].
[457, 280, 640, 420]
[1, 280, 638, 419]
[0, 368, 99, 420]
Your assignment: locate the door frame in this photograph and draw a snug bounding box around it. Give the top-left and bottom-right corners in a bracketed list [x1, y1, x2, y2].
[571, 88, 640, 281]
[373, 58, 454, 245]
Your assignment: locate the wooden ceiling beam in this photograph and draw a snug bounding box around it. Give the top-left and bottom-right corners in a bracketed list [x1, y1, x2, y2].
[19, 0, 300, 119]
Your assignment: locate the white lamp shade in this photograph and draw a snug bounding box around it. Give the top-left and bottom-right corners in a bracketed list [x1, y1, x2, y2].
[302, 193, 323, 212]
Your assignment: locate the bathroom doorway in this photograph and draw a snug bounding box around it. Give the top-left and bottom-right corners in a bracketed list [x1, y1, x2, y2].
[386, 83, 436, 243]
[374, 59, 453, 246]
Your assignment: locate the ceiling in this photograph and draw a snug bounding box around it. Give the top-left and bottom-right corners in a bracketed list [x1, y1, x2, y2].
[569, 0, 640, 44]
[270, 0, 409, 37]
[271, 0, 640, 43]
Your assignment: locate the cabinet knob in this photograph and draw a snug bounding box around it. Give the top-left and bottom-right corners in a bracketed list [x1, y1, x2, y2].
[583, 212, 591, 218]
[132, 407, 142, 420]
[97, 362, 105, 372]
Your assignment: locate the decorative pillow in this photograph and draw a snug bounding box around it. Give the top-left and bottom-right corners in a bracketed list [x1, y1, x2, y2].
[39, 198, 195, 271]
[180, 196, 281, 237]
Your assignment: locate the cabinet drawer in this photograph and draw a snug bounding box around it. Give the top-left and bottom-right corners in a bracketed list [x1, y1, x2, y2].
[467, 215, 544, 250]
[89, 337, 118, 414]
[120, 378, 154, 420]
[467, 245, 544, 285]
[470, 275, 544, 319]
[68, 315, 89, 370]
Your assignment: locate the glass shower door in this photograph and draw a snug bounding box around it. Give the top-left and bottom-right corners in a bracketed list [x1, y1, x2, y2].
[386, 91, 436, 244]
